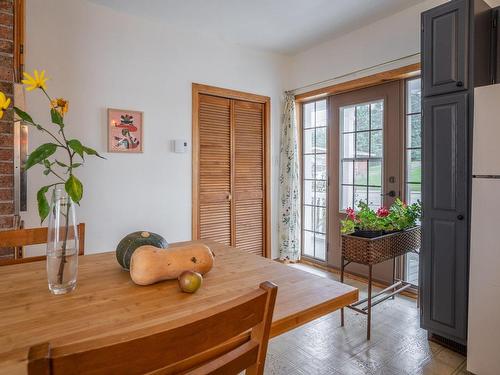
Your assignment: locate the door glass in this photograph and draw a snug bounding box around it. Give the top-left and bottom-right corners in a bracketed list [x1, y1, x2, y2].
[404, 77, 422, 286]
[301, 99, 328, 261]
[340, 99, 384, 211]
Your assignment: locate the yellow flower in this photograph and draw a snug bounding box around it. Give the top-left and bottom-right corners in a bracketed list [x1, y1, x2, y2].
[21, 69, 48, 91]
[51, 98, 69, 116]
[0, 91, 11, 120]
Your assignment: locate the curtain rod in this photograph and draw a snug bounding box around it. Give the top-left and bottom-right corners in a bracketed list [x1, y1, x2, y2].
[286, 52, 420, 95]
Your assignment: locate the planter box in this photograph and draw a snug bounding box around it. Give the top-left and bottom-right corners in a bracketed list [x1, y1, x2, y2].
[341, 226, 421, 265]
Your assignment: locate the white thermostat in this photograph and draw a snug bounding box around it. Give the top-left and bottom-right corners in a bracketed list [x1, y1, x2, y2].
[173, 139, 188, 153]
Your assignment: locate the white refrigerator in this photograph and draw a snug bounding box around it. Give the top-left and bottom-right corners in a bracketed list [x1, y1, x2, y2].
[467, 84, 500, 375]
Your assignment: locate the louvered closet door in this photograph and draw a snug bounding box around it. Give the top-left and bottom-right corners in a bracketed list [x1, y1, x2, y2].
[198, 94, 232, 245]
[233, 100, 264, 256]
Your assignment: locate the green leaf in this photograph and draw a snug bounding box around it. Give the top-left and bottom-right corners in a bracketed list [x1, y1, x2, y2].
[65, 174, 83, 204]
[14, 107, 34, 124]
[71, 163, 82, 168]
[55, 160, 68, 168]
[37, 186, 51, 223]
[43, 159, 51, 168]
[68, 139, 106, 160]
[43, 169, 50, 176]
[67, 139, 84, 159]
[50, 108, 64, 127]
[24, 143, 58, 170]
[82, 145, 105, 159]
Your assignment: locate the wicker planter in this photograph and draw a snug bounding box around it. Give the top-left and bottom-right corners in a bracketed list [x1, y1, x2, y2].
[341, 226, 421, 265]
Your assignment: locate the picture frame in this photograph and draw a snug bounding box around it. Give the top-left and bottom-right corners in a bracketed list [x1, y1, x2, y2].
[107, 108, 144, 153]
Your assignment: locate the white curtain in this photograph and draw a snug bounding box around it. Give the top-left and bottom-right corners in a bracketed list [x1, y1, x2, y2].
[278, 93, 301, 262]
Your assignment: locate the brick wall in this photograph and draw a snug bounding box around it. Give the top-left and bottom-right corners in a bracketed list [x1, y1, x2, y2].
[0, 0, 14, 258]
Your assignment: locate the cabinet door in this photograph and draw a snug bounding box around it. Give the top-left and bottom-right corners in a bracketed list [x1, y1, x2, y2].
[420, 93, 469, 344]
[197, 94, 232, 245]
[233, 100, 265, 256]
[422, 0, 468, 96]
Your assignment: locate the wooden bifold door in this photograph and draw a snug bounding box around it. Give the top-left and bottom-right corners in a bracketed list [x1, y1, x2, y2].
[192, 84, 270, 257]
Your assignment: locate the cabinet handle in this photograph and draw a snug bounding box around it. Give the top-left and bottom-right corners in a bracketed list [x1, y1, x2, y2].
[457, 214, 464, 220]
[456, 81, 463, 87]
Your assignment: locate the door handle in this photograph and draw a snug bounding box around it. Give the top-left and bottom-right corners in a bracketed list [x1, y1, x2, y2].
[457, 214, 464, 221]
[381, 190, 396, 197]
[456, 81, 463, 87]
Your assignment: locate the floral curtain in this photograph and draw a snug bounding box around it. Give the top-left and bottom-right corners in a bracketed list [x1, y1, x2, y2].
[278, 93, 301, 262]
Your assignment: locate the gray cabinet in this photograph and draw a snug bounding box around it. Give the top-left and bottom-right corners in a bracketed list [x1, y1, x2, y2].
[420, 0, 492, 346]
[422, 0, 468, 96]
[421, 93, 469, 343]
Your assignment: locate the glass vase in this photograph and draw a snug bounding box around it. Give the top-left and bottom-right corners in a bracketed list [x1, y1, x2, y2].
[46, 188, 79, 294]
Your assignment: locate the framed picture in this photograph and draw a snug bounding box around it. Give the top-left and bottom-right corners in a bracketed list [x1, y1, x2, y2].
[107, 108, 143, 153]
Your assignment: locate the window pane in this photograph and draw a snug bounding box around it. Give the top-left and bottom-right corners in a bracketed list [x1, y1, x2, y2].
[303, 129, 315, 154]
[304, 155, 315, 179]
[407, 149, 421, 183]
[342, 161, 354, 184]
[356, 104, 369, 131]
[304, 102, 315, 129]
[407, 78, 421, 114]
[315, 127, 326, 153]
[304, 205, 315, 231]
[304, 180, 315, 205]
[370, 130, 383, 158]
[354, 161, 368, 185]
[341, 106, 355, 133]
[407, 114, 421, 148]
[341, 185, 354, 210]
[368, 160, 382, 186]
[406, 184, 422, 205]
[342, 133, 355, 158]
[303, 231, 315, 257]
[315, 154, 326, 180]
[315, 233, 326, 260]
[315, 100, 327, 127]
[315, 207, 327, 234]
[315, 181, 327, 207]
[370, 101, 383, 130]
[356, 131, 369, 158]
[368, 187, 382, 210]
[354, 186, 367, 207]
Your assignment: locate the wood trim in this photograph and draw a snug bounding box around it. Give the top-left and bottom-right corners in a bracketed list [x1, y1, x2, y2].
[295, 63, 421, 102]
[192, 84, 271, 258]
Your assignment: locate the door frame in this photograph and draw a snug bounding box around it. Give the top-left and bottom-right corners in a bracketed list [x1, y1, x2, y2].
[192, 83, 271, 258]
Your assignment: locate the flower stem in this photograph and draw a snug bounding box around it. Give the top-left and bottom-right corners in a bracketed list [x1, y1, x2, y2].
[56, 194, 71, 285]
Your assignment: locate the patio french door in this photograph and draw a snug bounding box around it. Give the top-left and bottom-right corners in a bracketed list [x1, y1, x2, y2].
[328, 81, 402, 283]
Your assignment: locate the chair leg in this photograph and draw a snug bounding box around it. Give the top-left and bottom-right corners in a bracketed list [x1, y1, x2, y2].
[340, 256, 345, 327]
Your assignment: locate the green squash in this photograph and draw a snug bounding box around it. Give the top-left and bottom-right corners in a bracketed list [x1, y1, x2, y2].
[116, 231, 168, 270]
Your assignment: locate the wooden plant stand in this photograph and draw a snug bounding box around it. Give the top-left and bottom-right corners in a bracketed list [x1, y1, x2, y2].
[340, 226, 421, 340]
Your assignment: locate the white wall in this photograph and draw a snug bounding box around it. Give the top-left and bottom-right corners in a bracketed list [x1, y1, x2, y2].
[287, 0, 446, 93]
[22, 0, 290, 257]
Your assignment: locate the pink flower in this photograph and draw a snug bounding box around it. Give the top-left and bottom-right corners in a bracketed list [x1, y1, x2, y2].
[346, 207, 356, 220]
[377, 207, 389, 218]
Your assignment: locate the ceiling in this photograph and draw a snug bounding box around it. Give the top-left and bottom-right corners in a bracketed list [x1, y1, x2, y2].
[87, 0, 427, 55]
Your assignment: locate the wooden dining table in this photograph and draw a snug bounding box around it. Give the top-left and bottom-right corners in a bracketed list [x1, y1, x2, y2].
[0, 240, 358, 374]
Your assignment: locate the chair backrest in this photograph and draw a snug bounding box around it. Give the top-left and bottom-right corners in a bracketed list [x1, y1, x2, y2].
[0, 224, 85, 266]
[28, 281, 278, 375]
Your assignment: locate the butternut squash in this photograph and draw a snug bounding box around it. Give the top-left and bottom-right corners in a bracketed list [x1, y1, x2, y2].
[130, 244, 214, 285]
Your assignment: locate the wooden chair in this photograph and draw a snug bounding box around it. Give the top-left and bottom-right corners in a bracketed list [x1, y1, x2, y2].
[28, 281, 278, 375]
[0, 223, 85, 266]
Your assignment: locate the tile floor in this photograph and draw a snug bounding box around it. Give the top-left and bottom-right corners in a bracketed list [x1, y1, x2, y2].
[264, 264, 469, 375]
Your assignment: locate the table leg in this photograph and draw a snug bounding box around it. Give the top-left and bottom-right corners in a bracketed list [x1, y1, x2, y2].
[367, 264, 372, 340]
[340, 256, 345, 327]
